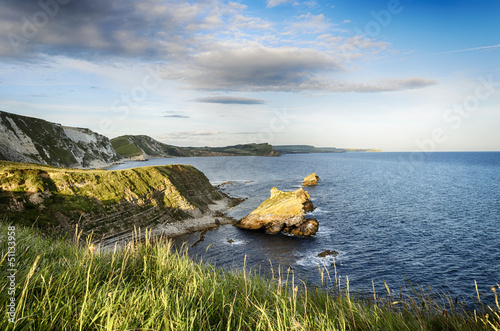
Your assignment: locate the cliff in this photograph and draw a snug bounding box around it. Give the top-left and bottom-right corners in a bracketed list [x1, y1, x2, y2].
[111, 135, 280, 159]
[0, 110, 120, 168]
[0, 161, 228, 240]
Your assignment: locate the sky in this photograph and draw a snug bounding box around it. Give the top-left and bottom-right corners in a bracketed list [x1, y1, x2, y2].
[0, 0, 499, 151]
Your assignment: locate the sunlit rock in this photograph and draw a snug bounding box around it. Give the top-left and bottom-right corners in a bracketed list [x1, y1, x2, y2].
[235, 187, 318, 236]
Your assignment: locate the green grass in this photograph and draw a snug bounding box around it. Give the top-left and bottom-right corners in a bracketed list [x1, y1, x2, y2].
[110, 135, 279, 158]
[1, 223, 499, 330]
[110, 136, 143, 157]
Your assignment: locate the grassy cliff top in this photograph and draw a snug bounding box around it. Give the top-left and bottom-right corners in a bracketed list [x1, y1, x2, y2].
[0, 161, 223, 236]
[0, 160, 216, 204]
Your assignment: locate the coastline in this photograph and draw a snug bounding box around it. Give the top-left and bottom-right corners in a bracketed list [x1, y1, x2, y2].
[97, 196, 236, 251]
[152, 197, 235, 238]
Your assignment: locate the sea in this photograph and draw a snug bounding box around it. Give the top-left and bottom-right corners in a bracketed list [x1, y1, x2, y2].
[108, 152, 500, 305]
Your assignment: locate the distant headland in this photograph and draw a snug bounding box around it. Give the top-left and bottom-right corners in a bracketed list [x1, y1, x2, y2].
[0, 110, 380, 169]
[274, 145, 382, 154]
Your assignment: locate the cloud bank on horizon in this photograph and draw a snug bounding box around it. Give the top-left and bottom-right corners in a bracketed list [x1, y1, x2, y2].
[0, 0, 499, 151]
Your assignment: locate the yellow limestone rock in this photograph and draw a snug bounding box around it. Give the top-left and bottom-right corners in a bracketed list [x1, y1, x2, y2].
[302, 173, 320, 186]
[235, 187, 318, 236]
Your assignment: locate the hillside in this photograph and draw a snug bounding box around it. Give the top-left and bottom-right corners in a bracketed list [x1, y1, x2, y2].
[0, 110, 120, 168]
[0, 161, 227, 240]
[111, 135, 280, 159]
[183, 142, 280, 157]
[274, 145, 346, 154]
[274, 145, 382, 154]
[1, 224, 496, 330]
[111, 135, 189, 159]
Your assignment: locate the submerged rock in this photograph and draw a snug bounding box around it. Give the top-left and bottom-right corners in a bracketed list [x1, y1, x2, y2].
[317, 250, 339, 258]
[234, 187, 318, 236]
[303, 173, 320, 186]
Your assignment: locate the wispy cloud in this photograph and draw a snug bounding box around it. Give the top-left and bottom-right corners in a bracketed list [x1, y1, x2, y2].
[160, 131, 223, 140]
[162, 111, 190, 118]
[433, 44, 500, 55]
[288, 13, 331, 34]
[194, 96, 266, 105]
[163, 114, 190, 118]
[266, 0, 293, 8]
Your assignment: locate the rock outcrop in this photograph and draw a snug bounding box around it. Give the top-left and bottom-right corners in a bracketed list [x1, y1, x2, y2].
[234, 187, 318, 236]
[0, 110, 120, 168]
[0, 161, 231, 240]
[303, 173, 320, 186]
[317, 250, 339, 258]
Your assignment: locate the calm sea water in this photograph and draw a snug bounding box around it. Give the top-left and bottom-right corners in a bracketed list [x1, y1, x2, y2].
[109, 152, 500, 304]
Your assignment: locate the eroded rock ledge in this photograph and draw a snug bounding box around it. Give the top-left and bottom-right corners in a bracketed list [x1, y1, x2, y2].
[0, 161, 234, 242]
[234, 187, 318, 237]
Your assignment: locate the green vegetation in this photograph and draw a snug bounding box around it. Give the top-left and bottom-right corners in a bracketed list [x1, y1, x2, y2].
[185, 143, 279, 157]
[274, 145, 382, 154]
[110, 135, 280, 159]
[274, 145, 347, 154]
[110, 135, 144, 157]
[1, 223, 499, 330]
[0, 161, 223, 238]
[0, 110, 119, 168]
[0, 110, 78, 166]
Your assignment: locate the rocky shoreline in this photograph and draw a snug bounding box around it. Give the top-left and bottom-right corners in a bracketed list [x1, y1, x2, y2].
[98, 196, 238, 251]
[1, 159, 323, 254]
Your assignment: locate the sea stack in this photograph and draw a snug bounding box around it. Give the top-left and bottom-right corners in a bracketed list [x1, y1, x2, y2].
[234, 187, 318, 237]
[302, 173, 320, 186]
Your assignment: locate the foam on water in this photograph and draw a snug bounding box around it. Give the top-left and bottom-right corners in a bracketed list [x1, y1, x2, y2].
[307, 207, 331, 215]
[295, 250, 346, 267]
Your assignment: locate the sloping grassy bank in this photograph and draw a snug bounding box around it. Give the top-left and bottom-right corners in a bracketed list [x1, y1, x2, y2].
[1, 223, 499, 330]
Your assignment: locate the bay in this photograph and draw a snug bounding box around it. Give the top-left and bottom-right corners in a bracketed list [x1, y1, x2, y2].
[108, 152, 500, 304]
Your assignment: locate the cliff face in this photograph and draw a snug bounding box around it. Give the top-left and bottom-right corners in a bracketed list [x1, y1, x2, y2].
[0, 111, 120, 168]
[0, 161, 226, 239]
[111, 135, 280, 160]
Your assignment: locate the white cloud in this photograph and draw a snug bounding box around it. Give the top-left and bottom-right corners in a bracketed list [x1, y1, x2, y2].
[267, 0, 293, 8]
[289, 13, 331, 34]
[0, 0, 435, 96]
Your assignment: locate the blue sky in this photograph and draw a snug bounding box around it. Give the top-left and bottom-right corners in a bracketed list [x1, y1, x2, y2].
[1, 0, 499, 151]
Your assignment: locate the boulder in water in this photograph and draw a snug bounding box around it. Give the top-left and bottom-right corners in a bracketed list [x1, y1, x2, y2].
[303, 173, 320, 186]
[317, 250, 339, 258]
[234, 187, 318, 236]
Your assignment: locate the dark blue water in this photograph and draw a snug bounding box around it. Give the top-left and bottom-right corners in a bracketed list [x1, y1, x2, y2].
[109, 152, 500, 304]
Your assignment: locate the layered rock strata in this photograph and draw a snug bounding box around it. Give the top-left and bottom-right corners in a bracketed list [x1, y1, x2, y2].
[235, 187, 318, 236]
[0, 161, 232, 241]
